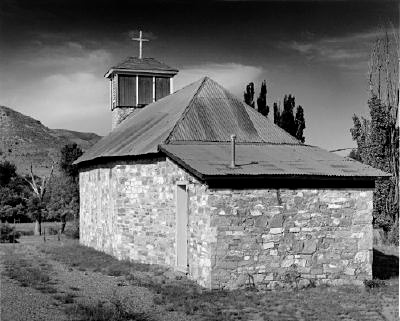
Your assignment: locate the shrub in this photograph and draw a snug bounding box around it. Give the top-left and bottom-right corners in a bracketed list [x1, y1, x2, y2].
[65, 298, 151, 321]
[387, 220, 399, 246]
[0, 223, 20, 243]
[364, 279, 387, 289]
[47, 226, 60, 236]
[64, 222, 79, 239]
[2, 250, 54, 292]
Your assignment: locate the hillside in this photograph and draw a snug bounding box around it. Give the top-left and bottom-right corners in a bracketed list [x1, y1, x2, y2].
[0, 106, 101, 176]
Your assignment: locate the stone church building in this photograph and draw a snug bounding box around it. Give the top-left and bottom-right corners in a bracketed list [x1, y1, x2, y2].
[75, 55, 389, 289]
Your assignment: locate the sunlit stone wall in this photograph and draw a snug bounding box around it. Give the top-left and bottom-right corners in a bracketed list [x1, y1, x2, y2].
[208, 189, 373, 289]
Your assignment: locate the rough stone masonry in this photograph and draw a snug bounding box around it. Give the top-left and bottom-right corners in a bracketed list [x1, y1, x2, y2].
[80, 158, 373, 289]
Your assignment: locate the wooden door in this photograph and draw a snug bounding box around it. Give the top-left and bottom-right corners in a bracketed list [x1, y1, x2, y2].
[176, 184, 188, 272]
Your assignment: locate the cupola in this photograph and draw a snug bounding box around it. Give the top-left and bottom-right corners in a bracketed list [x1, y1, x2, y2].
[105, 31, 178, 130]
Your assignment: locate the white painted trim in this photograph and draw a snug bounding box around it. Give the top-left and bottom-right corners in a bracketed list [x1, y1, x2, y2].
[109, 79, 112, 110]
[176, 180, 189, 187]
[115, 74, 119, 106]
[170, 78, 174, 94]
[135, 75, 139, 106]
[105, 68, 177, 78]
[175, 183, 189, 273]
[152, 76, 155, 102]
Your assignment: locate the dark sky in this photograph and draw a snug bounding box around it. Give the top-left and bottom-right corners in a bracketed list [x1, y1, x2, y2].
[0, 0, 398, 152]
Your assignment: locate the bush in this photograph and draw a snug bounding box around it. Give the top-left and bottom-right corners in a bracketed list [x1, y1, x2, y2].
[64, 222, 79, 239]
[364, 279, 386, 289]
[18, 230, 34, 236]
[65, 298, 151, 321]
[47, 226, 60, 236]
[387, 220, 399, 246]
[0, 223, 20, 243]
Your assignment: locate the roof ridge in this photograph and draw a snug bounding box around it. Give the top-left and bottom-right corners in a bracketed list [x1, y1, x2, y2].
[199, 78, 265, 142]
[164, 77, 208, 144]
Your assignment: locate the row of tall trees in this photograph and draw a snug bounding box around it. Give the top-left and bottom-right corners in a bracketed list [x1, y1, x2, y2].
[350, 30, 399, 242]
[244, 81, 306, 142]
[0, 143, 83, 235]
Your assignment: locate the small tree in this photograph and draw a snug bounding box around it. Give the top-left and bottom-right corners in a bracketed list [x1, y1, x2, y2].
[60, 143, 83, 180]
[47, 175, 79, 233]
[257, 80, 269, 117]
[23, 165, 53, 235]
[0, 187, 25, 222]
[244, 82, 255, 108]
[0, 161, 17, 186]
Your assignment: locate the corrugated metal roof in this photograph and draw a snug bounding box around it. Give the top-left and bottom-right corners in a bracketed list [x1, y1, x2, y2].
[159, 143, 390, 179]
[167, 78, 263, 142]
[105, 57, 178, 76]
[168, 78, 299, 144]
[76, 76, 386, 181]
[76, 77, 303, 165]
[75, 78, 204, 164]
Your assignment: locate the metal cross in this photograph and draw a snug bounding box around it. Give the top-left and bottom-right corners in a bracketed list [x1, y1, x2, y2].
[131, 30, 149, 59]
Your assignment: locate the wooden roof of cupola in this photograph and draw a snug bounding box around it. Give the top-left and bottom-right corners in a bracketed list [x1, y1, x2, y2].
[104, 57, 179, 78]
[105, 30, 178, 78]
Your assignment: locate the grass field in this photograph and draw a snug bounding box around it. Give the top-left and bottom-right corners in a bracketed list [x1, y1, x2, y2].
[12, 222, 61, 233]
[1, 235, 398, 321]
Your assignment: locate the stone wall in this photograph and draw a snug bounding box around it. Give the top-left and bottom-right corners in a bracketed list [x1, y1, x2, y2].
[208, 189, 373, 289]
[111, 107, 138, 130]
[80, 158, 374, 290]
[79, 158, 214, 287]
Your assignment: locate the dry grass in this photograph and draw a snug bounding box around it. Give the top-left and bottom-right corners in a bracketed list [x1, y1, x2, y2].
[2, 247, 57, 293]
[39, 239, 399, 321]
[40, 241, 154, 275]
[13, 222, 60, 233]
[65, 298, 152, 321]
[1, 244, 152, 321]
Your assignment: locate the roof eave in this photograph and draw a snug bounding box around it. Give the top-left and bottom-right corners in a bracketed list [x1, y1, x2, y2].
[158, 144, 387, 188]
[105, 68, 179, 78]
[158, 144, 206, 182]
[75, 152, 164, 168]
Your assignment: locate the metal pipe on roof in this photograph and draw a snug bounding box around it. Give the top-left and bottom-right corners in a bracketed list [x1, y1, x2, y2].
[230, 134, 236, 168]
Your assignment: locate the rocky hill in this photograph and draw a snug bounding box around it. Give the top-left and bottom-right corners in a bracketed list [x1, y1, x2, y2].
[0, 105, 101, 176]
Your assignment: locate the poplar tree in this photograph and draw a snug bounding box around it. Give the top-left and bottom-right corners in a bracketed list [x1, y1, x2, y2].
[280, 95, 296, 136]
[350, 29, 399, 242]
[244, 82, 255, 108]
[273, 102, 281, 126]
[295, 106, 306, 143]
[257, 80, 269, 117]
[273, 98, 306, 143]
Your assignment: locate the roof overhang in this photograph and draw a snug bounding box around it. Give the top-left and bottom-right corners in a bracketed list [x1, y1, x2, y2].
[105, 68, 179, 79]
[158, 143, 388, 189]
[74, 152, 164, 168]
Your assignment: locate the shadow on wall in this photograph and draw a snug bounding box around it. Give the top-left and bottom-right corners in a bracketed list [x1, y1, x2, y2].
[373, 249, 399, 279]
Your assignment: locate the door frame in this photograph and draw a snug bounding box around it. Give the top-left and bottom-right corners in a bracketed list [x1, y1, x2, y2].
[175, 181, 189, 273]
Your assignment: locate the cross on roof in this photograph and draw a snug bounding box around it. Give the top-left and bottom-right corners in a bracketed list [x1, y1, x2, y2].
[131, 30, 149, 59]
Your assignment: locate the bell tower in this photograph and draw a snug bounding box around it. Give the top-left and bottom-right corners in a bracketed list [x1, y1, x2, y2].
[105, 31, 178, 130]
